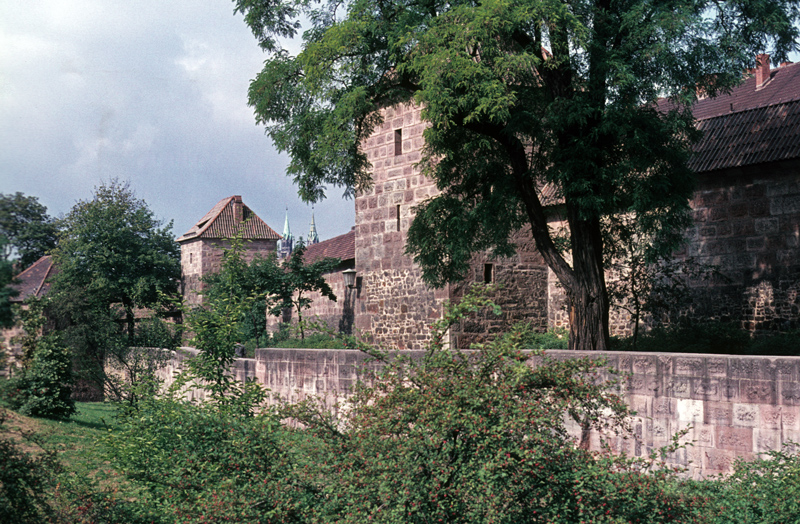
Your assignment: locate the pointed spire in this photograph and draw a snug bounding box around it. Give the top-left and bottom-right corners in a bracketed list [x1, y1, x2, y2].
[307, 208, 319, 245]
[282, 206, 292, 240]
[278, 207, 294, 258]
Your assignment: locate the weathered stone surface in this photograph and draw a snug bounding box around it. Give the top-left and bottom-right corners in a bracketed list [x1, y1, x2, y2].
[156, 348, 800, 478]
[716, 426, 753, 452]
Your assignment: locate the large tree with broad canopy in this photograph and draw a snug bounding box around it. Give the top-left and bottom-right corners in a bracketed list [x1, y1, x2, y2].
[235, 0, 799, 349]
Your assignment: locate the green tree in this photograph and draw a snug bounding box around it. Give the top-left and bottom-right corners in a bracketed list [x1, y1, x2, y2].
[271, 244, 339, 340]
[201, 236, 285, 348]
[0, 252, 18, 330]
[52, 180, 180, 344]
[0, 192, 58, 271]
[236, 0, 799, 349]
[2, 333, 76, 420]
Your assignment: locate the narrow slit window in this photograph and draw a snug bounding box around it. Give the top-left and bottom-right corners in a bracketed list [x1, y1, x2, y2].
[396, 205, 401, 231]
[484, 263, 494, 284]
[394, 129, 402, 156]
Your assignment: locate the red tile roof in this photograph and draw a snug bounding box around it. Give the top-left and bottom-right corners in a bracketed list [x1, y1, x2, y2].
[690, 100, 800, 173]
[303, 230, 355, 263]
[11, 255, 56, 302]
[664, 61, 800, 173]
[177, 196, 280, 242]
[692, 61, 800, 120]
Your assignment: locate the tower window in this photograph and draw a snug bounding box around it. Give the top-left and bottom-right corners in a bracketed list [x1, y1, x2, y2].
[394, 129, 402, 156]
[484, 263, 494, 284]
[396, 205, 401, 231]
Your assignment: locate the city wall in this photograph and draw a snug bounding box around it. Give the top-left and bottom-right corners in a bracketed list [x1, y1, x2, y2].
[159, 347, 800, 478]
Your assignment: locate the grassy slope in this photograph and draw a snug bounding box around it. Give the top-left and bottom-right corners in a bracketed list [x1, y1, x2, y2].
[1, 402, 131, 491]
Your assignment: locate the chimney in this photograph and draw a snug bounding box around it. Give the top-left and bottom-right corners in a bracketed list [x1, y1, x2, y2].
[755, 54, 770, 89]
[232, 195, 243, 224]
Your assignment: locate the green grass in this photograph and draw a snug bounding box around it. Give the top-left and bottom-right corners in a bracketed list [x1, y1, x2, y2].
[34, 402, 119, 476]
[1, 402, 129, 489]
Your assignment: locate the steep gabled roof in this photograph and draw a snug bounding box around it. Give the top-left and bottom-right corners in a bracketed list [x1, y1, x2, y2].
[177, 196, 280, 242]
[303, 229, 355, 263]
[11, 255, 56, 302]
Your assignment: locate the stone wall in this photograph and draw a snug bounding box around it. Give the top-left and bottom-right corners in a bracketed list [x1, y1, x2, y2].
[543, 161, 800, 337]
[678, 161, 800, 332]
[158, 346, 800, 478]
[356, 102, 451, 349]
[266, 264, 358, 336]
[180, 238, 277, 306]
[449, 228, 550, 347]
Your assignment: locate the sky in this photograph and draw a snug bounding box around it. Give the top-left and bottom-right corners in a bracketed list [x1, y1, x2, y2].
[0, 0, 355, 244]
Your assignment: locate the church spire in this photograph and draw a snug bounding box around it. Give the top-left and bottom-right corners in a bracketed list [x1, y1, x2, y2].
[307, 210, 319, 245]
[278, 207, 294, 258]
[282, 207, 292, 239]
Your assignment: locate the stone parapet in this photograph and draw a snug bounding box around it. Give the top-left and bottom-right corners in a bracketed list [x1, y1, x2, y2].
[158, 346, 800, 477]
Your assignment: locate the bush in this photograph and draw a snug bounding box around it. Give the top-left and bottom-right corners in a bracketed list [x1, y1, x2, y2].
[272, 331, 347, 349]
[105, 392, 310, 524]
[519, 326, 570, 349]
[1, 335, 75, 419]
[611, 322, 800, 356]
[685, 445, 800, 523]
[0, 410, 59, 523]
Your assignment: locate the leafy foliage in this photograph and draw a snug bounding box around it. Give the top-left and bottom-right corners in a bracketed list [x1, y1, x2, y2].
[0, 192, 58, 271]
[273, 244, 339, 339]
[236, 0, 799, 349]
[611, 322, 800, 356]
[200, 236, 340, 347]
[0, 252, 18, 334]
[277, 286, 700, 523]
[0, 409, 60, 523]
[52, 179, 180, 343]
[519, 326, 570, 349]
[105, 393, 309, 524]
[2, 334, 75, 419]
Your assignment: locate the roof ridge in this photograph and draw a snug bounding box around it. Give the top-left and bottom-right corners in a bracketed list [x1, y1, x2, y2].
[15, 255, 51, 281]
[33, 258, 54, 297]
[196, 195, 235, 238]
[695, 96, 800, 122]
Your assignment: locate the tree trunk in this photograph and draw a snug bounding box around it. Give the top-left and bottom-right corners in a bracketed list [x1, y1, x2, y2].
[123, 299, 135, 346]
[567, 281, 610, 351]
[565, 212, 610, 351]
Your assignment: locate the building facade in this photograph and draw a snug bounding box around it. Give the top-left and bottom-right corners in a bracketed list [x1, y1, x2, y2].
[177, 196, 280, 306]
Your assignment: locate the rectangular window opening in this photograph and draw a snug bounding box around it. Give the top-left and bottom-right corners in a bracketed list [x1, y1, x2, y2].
[484, 263, 494, 284]
[396, 205, 401, 231]
[394, 129, 402, 156]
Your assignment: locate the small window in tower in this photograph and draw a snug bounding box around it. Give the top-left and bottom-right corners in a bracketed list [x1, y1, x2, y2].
[394, 129, 402, 156]
[484, 263, 494, 284]
[190, 253, 193, 265]
[396, 205, 401, 231]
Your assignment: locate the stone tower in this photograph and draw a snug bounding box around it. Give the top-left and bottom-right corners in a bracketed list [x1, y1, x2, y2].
[354, 103, 550, 349]
[177, 196, 280, 306]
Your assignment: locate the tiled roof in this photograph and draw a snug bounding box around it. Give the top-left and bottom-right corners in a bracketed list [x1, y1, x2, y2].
[177, 196, 280, 242]
[10, 255, 55, 302]
[303, 230, 355, 263]
[663, 61, 800, 173]
[690, 100, 800, 173]
[692, 61, 800, 120]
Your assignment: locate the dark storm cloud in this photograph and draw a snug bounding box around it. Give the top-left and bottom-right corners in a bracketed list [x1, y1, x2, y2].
[0, 0, 354, 244]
